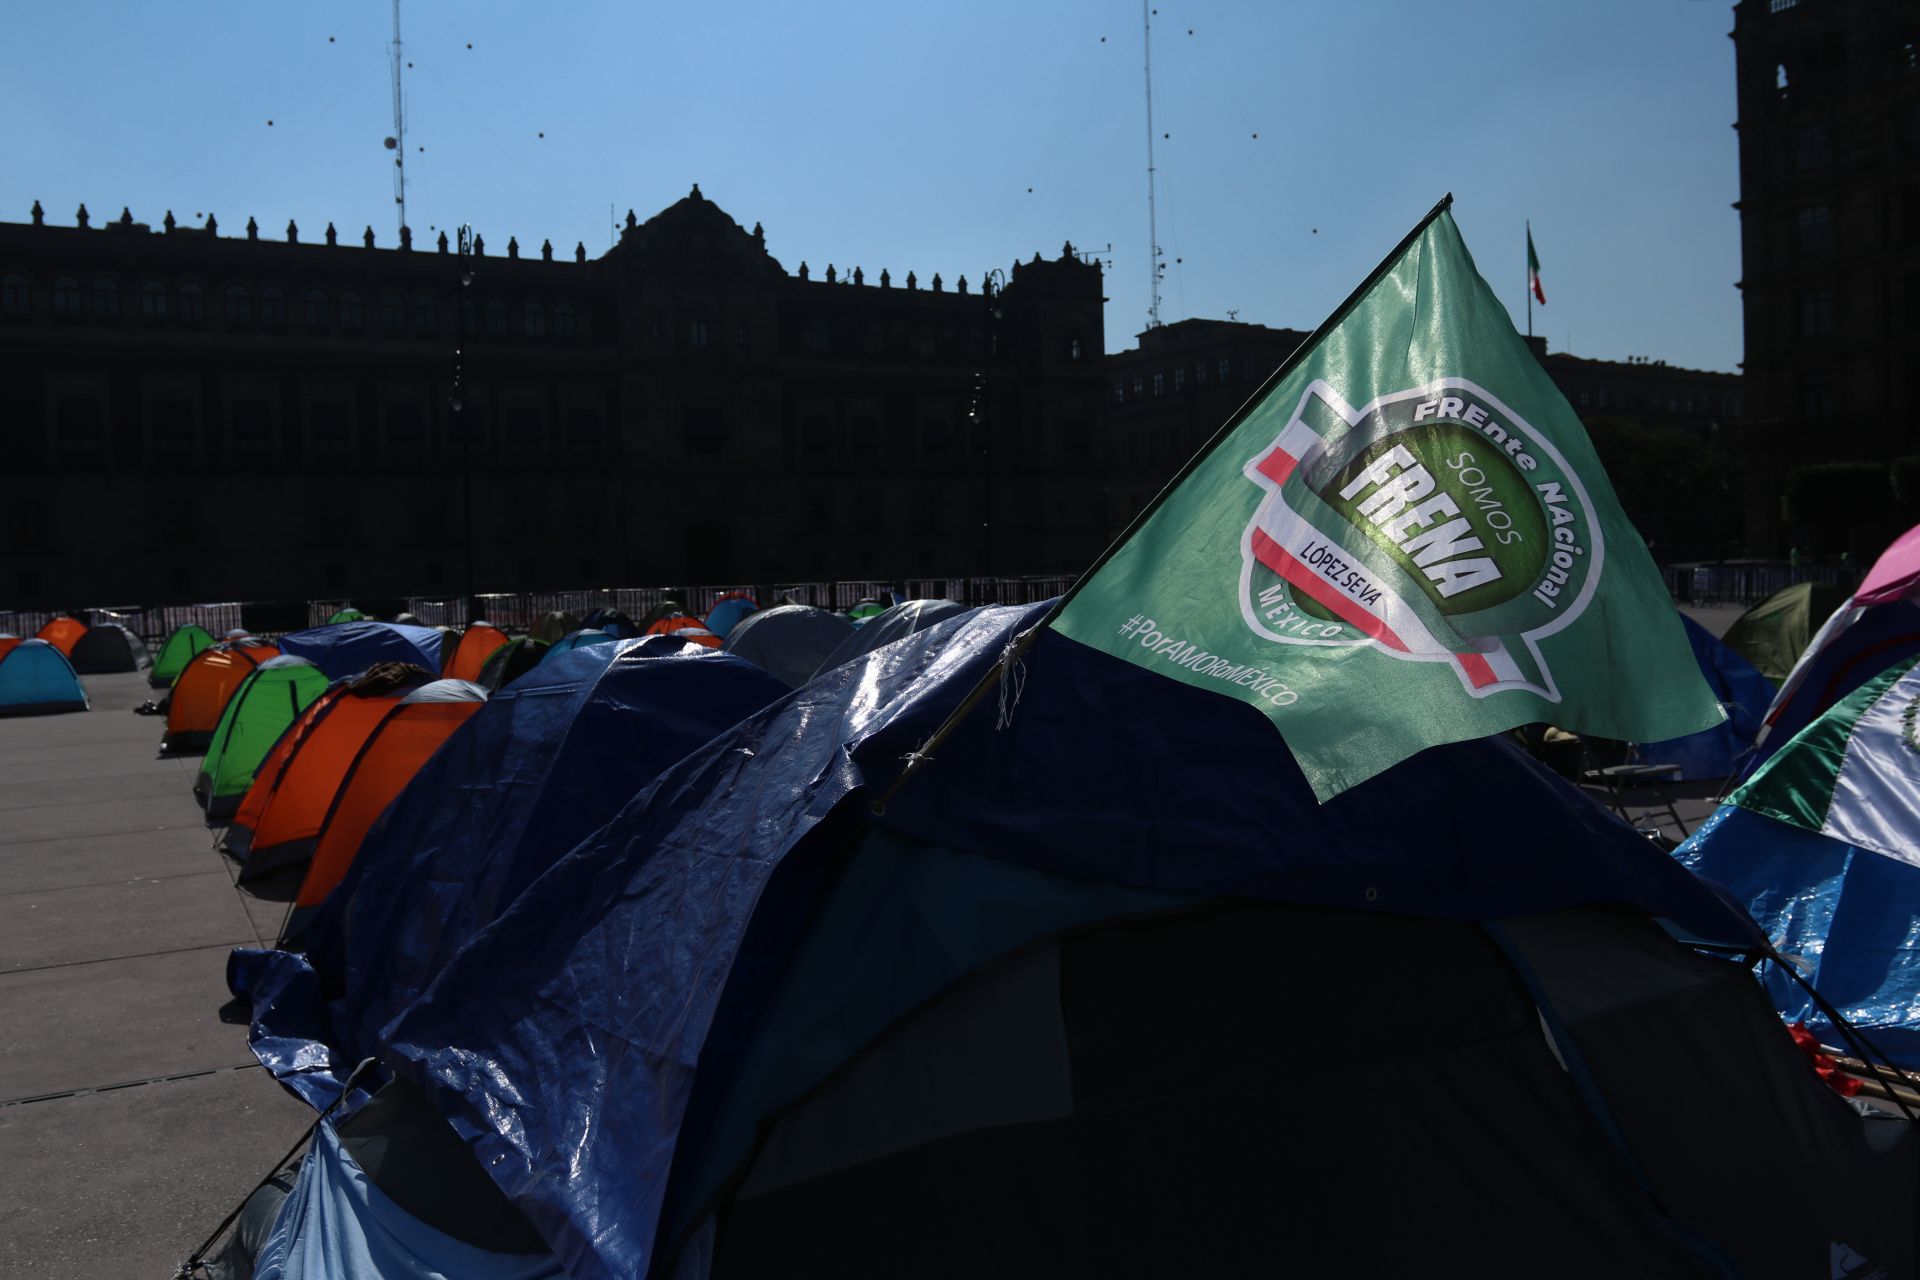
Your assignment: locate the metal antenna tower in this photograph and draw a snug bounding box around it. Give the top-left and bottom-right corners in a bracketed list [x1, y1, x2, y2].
[1142, 0, 1163, 328]
[389, 0, 408, 236]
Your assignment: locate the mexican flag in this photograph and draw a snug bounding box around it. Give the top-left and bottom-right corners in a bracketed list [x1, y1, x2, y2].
[1678, 653, 1920, 1066]
[1051, 198, 1720, 800]
[1527, 226, 1546, 304]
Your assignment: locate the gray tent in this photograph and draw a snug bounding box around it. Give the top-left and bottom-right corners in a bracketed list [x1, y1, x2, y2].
[722, 605, 854, 688]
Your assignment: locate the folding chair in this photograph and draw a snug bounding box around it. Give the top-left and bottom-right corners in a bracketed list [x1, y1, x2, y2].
[1580, 739, 1690, 839]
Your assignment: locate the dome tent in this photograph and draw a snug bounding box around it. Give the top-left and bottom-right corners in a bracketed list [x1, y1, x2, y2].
[194, 657, 331, 820]
[530, 611, 580, 644]
[703, 594, 758, 639]
[151, 623, 216, 687]
[442, 622, 511, 683]
[0, 640, 88, 716]
[34, 616, 87, 656]
[542, 629, 620, 662]
[68, 622, 152, 674]
[475, 637, 549, 692]
[226, 664, 437, 878]
[327, 607, 367, 624]
[348, 604, 1915, 1280]
[276, 679, 488, 945]
[721, 604, 854, 687]
[163, 639, 280, 753]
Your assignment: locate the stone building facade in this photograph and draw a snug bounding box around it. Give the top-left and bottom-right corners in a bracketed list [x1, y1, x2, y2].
[0, 188, 1107, 608]
[1730, 0, 1920, 552]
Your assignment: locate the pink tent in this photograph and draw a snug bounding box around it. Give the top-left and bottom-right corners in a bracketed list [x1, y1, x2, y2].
[1855, 523, 1920, 605]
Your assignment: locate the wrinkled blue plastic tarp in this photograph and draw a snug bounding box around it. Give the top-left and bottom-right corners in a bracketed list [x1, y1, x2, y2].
[278, 622, 445, 680]
[253, 1119, 563, 1280]
[1679, 803, 1920, 1069]
[231, 639, 789, 1109]
[373, 601, 1761, 1280]
[1640, 615, 1776, 780]
[810, 598, 968, 681]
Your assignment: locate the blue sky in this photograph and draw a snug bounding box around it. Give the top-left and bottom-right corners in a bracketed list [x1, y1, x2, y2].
[3, 1, 1744, 371]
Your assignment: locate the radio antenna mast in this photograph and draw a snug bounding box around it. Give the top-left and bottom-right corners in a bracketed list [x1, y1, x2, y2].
[389, 0, 408, 236]
[1142, 0, 1163, 328]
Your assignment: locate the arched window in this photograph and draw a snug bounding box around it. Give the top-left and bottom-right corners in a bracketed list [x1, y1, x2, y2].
[52, 276, 80, 318]
[381, 292, 404, 333]
[140, 280, 168, 322]
[260, 286, 286, 325]
[303, 289, 329, 328]
[690, 318, 710, 349]
[0, 273, 27, 317]
[524, 302, 546, 338]
[339, 291, 363, 329]
[484, 299, 507, 336]
[1066, 334, 1084, 361]
[412, 293, 436, 334]
[93, 276, 120, 320]
[178, 282, 206, 324]
[225, 285, 250, 325]
[553, 303, 577, 340]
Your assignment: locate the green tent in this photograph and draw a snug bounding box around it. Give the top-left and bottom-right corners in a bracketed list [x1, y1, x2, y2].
[150, 623, 216, 688]
[1721, 582, 1852, 682]
[531, 611, 580, 644]
[193, 656, 329, 819]
[846, 598, 888, 623]
[327, 607, 368, 624]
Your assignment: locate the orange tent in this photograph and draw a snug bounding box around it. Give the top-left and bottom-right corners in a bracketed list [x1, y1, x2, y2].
[232, 669, 481, 883]
[646, 614, 722, 649]
[280, 683, 487, 941]
[444, 622, 511, 682]
[163, 640, 280, 752]
[36, 617, 87, 656]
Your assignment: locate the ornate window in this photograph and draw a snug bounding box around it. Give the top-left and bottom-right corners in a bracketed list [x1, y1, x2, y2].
[485, 299, 507, 336]
[225, 285, 250, 325]
[139, 280, 167, 322]
[524, 302, 546, 339]
[412, 293, 436, 334]
[261, 286, 286, 325]
[0, 273, 27, 317]
[93, 276, 120, 320]
[178, 282, 206, 324]
[304, 289, 329, 328]
[52, 277, 81, 318]
[339, 291, 364, 329]
[381, 293, 405, 333]
[554, 303, 577, 340]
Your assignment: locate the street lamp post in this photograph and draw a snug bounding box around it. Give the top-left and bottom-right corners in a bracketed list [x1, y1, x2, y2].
[453, 225, 476, 623]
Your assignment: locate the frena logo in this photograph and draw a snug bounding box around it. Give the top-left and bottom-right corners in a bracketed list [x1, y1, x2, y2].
[1238, 379, 1603, 700]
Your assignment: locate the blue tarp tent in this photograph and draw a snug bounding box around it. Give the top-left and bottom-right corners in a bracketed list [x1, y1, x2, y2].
[278, 622, 445, 681]
[230, 638, 789, 1108]
[342, 603, 1920, 1280]
[0, 639, 89, 716]
[1679, 653, 1920, 1068]
[1638, 615, 1776, 780]
[810, 598, 969, 681]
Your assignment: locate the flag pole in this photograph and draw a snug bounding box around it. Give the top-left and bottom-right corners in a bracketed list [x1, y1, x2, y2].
[1526, 219, 1533, 341]
[870, 193, 1457, 816]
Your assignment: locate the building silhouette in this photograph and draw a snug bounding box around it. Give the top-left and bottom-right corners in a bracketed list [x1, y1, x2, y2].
[1731, 0, 1920, 555]
[0, 188, 1106, 609]
[1106, 319, 1741, 559]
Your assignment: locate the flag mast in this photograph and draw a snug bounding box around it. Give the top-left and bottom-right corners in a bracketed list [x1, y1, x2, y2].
[389, 0, 408, 239]
[1526, 218, 1533, 341]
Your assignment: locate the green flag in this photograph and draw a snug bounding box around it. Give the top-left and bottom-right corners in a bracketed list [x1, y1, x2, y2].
[1053, 199, 1721, 800]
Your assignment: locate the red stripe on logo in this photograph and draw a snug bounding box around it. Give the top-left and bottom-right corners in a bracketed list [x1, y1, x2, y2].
[1455, 651, 1499, 688]
[1254, 448, 1297, 486]
[1251, 528, 1408, 653]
